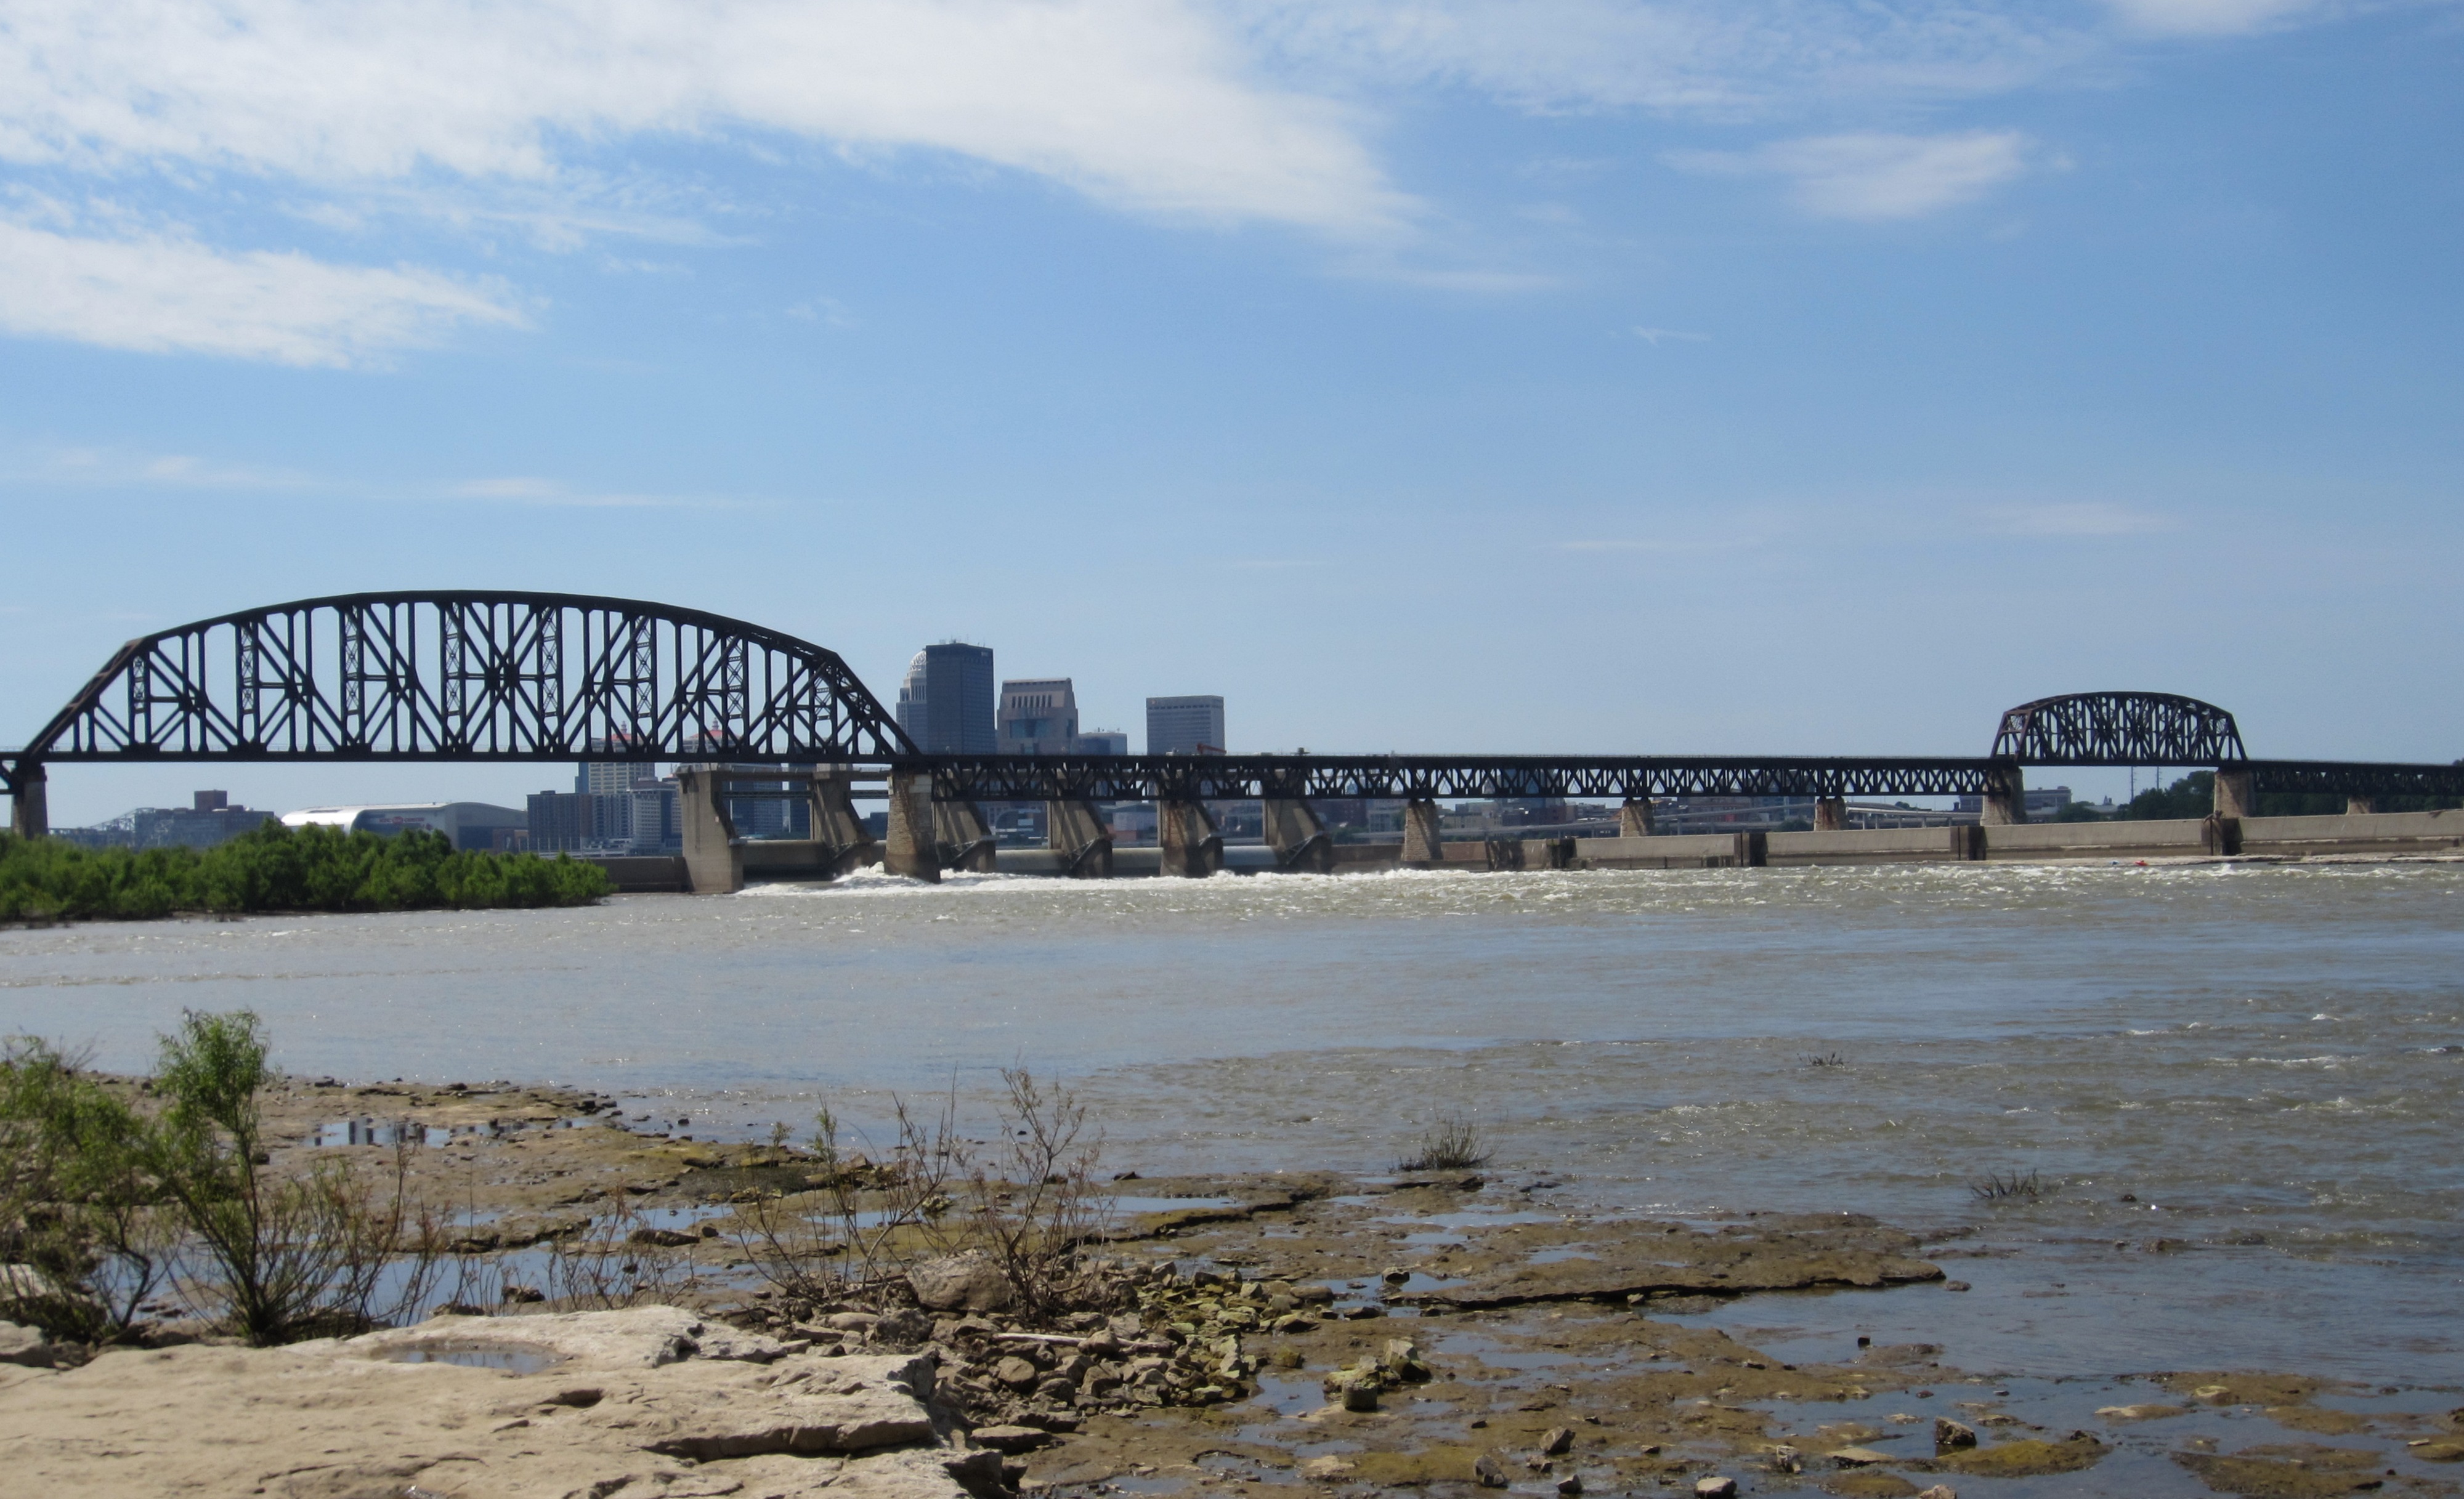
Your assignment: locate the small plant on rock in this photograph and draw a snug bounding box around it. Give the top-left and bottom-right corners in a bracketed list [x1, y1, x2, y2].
[0, 1039, 177, 1342]
[1398, 1113, 1490, 1173]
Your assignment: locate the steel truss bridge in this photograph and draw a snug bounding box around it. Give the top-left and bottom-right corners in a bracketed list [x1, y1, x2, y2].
[6, 591, 2460, 825]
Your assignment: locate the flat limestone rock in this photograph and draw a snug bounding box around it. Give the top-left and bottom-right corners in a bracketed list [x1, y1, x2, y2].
[344, 1305, 792, 1369]
[0, 1304, 962, 1499]
[1400, 1219, 1943, 1309]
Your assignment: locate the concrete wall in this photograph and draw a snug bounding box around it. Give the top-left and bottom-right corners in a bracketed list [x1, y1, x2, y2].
[1768, 826, 1977, 866]
[1569, 834, 1751, 870]
[1979, 818, 2222, 860]
[2239, 809, 2464, 855]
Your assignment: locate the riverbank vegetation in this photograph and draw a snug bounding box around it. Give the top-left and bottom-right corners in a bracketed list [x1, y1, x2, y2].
[0, 822, 609, 923]
[1, 1014, 442, 1346]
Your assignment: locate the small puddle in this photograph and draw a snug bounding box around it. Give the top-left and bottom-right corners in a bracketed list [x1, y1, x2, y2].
[381, 1344, 562, 1374]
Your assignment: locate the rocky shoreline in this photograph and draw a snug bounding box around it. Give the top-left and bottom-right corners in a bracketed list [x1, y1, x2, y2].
[4, 1078, 2460, 1499]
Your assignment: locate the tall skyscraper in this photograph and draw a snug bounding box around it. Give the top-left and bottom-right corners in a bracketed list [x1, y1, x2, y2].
[897, 642, 997, 753]
[999, 677, 1080, 753]
[1146, 695, 1225, 755]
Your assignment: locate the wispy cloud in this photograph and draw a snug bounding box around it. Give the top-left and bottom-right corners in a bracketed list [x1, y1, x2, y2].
[2104, 0, 2324, 36]
[0, 219, 524, 366]
[1666, 130, 2032, 219]
[2, 443, 739, 511]
[447, 477, 729, 509]
[0, 0, 1410, 238]
[1989, 501, 2178, 536]
[1631, 326, 1710, 344]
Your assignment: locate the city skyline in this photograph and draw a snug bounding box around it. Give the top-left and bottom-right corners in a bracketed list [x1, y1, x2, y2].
[5, 2, 2461, 825]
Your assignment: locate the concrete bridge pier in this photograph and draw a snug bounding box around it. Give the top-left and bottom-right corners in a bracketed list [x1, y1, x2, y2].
[1157, 799, 1223, 878]
[9, 763, 45, 840]
[883, 771, 942, 883]
[2346, 795, 2379, 815]
[1981, 764, 2029, 826]
[805, 770, 883, 877]
[2213, 767, 2258, 820]
[1401, 799, 1444, 866]
[1046, 799, 1114, 878]
[1617, 798, 1653, 838]
[1813, 796, 1847, 831]
[1264, 798, 1335, 873]
[933, 799, 999, 873]
[675, 767, 745, 894]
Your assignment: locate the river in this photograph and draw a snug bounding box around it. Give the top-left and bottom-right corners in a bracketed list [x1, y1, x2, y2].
[3, 860, 2458, 1389]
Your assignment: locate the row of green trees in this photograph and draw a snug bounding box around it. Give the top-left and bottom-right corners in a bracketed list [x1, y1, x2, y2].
[1, 1012, 439, 1346]
[2051, 769, 2461, 822]
[0, 822, 609, 922]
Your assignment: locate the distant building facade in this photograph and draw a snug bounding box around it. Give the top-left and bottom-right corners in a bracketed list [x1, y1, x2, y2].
[132, 791, 277, 849]
[999, 677, 1079, 754]
[1072, 729, 1129, 755]
[1146, 695, 1225, 755]
[897, 643, 996, 753]
[1952, 786, 2073, 816]
[282, 802, 528, 851]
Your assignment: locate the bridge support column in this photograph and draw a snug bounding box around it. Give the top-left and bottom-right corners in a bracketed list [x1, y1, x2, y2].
[1263, 798, 1335, 873]
[805, 770, 883, 877]
[883, 771, 942, 882]
[1047, 799, 1114, 878]
[1813, 796, 1847, 831]
[675, 767, 744, 894]
[1617, 798, 1653, 838]
[1401, 799, 1444, 867]
[9, 763, 46, 841]
[1157, 799, 1223, 878]
[1980, 764, 2028, 826]
[934, 799, 998, 873]
[2213, 767, 2257, 820]
[2346, 795, 2379, 816]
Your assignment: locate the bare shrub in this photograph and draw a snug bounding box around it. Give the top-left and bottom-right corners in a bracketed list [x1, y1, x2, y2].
[154, 1011, 446, 1343]
[1398, 1113, 1490, 1172]
[944, 1068, 1110, 1320]
[1969, 1170, 2041, 1201]
[543, 1203, 705, 1311]
[733, 1072, 1109, 1323]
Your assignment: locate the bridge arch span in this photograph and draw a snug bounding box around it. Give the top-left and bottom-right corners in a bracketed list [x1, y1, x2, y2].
[1992, 692, 2247, 766]
[12, 591, 915, 775]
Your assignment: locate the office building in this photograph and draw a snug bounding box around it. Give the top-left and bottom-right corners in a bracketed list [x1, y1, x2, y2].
[896, 642, 996, 753]
[1073, 729, 1129, 755]
[1146, 695, 1225, 755]
[999, 677, 1079, 754]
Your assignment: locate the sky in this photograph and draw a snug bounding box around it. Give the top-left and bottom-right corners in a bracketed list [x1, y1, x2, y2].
[2, 0, 2460, 825]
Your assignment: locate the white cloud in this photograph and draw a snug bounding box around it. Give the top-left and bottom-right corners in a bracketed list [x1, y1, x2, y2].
[1631, 325, 1709, 343]
[0, 0, 1409, 237]
[1667, 130, 2031, 219]
[2104, 0, 2322, 36]
[1241, 1, 2103, 118]
[447, 476, 726, 508]
[1990, 501, 2178, 536]
[0, 220, 524, 365]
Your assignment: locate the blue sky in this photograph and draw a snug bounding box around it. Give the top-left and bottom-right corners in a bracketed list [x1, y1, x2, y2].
[2, 0, 2459, 823]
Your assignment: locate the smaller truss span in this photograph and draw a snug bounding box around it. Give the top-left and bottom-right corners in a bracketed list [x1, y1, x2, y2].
[1992, 692, 2247, 766]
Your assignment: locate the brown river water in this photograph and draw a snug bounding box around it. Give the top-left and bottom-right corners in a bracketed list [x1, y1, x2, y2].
[3, 860, 2459, 1396]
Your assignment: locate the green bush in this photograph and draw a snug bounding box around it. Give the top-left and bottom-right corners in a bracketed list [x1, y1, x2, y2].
[0, 1040, 176, 1341]
[0, 821, 609, 923]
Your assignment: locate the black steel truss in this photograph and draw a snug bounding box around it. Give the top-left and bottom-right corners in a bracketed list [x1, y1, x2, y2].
[19, 592, 916, 766]
[12, 601, 2454, 815]
[920, 754, 2005, 803]
[1992, 692, 2247, 766]
[2243, 759, 2464, 800]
